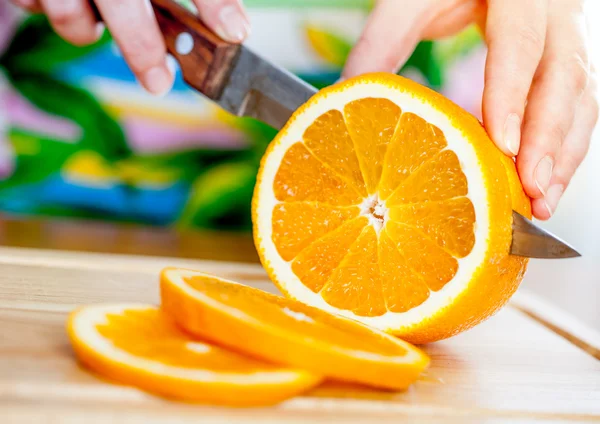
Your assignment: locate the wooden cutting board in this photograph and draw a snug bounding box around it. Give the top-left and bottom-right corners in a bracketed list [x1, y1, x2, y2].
[0, 246, 599, 423]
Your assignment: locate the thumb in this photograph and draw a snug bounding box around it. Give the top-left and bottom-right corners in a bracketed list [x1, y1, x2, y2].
[342, 0, 431, 79]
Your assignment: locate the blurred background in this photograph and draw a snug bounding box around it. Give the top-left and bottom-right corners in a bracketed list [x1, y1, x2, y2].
[0, 1, 597, 330]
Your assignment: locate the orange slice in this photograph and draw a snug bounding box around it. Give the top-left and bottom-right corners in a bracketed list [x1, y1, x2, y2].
[252, 73, 531, 344]
[160, 268, 430, 390]
[67, 304, 321, 406]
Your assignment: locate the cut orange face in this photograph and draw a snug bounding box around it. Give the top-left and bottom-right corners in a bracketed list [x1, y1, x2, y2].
[160, 268, 430, 390]
[67, 304, 321, 406]
[253, 73, 531, 344]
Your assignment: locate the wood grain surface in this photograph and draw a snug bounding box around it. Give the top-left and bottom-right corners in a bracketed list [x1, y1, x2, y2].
[512, 291, 600, 360]
[0, 246, 599, 423]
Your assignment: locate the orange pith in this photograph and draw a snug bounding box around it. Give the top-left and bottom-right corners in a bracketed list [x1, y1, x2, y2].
[68, 304, 321, 406]
[160, 268, 430, 390]
[253, 73, 532, 343]
[270, 96, 473, 318]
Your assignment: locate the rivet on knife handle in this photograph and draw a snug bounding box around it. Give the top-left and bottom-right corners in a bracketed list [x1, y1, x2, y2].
[90, 0, 241, 100]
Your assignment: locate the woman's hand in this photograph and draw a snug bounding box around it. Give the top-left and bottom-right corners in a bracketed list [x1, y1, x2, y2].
[343, 0, 597, 220]
[11, 0, 250, 96]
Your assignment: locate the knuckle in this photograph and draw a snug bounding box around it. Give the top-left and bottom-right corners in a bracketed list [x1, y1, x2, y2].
[547, 122, 569, 148]
[515, 25, 545, 59]
[559, 52, 591, 95]
[572, 53, 590, 92]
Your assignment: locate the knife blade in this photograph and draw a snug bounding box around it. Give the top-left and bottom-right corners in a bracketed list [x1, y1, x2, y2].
[216, 47, 318, 129]
[106, 0, 579, 259]
[510, 211, 580, 258]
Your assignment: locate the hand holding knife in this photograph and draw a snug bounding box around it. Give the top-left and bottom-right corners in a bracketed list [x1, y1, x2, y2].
[93, 0, 580, 259]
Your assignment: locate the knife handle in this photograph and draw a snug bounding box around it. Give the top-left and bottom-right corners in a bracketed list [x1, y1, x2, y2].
[91, 0, 241, 99]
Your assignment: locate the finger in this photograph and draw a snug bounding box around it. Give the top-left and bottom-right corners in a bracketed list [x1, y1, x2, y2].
[517, 2, 590, 201]
[192, 0, 250, 43]
[39, 0, 101, 46]
[342, 0, 431, 78]
[11, 0, 43, 13]
[95, 0, 173, 95]
[422, 0, 484, 40]
[531, 71, 598, 220]
[482, 0, 547, 158]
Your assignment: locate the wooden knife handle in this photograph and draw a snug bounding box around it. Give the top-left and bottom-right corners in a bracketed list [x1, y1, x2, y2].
[91, 0, 241, 99]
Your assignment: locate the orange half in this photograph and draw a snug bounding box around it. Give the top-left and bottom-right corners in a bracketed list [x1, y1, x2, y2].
[252, 73, 531, 343]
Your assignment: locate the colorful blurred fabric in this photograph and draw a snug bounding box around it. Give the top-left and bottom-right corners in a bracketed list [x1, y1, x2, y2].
[0, 0, 485, 231]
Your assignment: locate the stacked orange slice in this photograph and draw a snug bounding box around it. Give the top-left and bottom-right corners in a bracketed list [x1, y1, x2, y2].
[160, 268, 429, 390]
[67, 269, 429, 405]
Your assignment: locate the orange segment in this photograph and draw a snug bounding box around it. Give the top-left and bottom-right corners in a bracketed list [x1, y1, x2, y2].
[273, 142, 362, 205]
[385, 221, 459, 291]
[386, 150, 468, 205]
[291, 217, 367, 292]
[389, 197, 476, 258]
[303, 109, 367, 196]
[272, 203, 359, 261]
[67, 304, 320, 406]
[379, 113, 447, 199]
[321, 226, 386, 317]
[379, 231, 431, 312]
[344, 98, 401, 194]
[160, 268, 430, 390]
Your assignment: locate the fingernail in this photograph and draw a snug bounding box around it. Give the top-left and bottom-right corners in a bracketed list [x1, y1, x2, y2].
[140, 63, 173, 96]
[544, 184, 564, 217]
[166, 53, 179, 76]
[95, 23, 105, 41]
[534, 156, 554, 196]
[504, 113, 521, 156]
[216, 6, 250, 42]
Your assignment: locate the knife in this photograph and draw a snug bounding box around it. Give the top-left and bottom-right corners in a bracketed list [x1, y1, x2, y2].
[94, 0, 580, 259]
